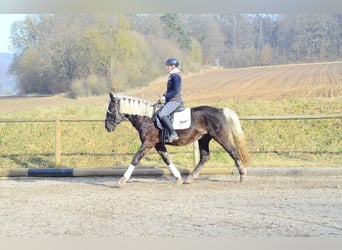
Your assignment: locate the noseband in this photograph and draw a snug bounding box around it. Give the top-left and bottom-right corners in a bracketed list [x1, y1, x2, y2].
[106, 102, 125, 126]
[106, 109, 118, 125]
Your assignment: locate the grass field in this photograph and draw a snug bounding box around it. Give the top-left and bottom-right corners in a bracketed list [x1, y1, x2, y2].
[0, 62, 341, 169]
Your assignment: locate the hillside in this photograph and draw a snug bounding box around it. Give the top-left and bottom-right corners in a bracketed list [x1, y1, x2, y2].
[0, 62, 341, 169]
[129, 62, 342, 103]
[0, 62, 341, 114]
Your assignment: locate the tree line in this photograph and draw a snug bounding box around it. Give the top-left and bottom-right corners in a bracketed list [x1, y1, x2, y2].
[9, 14, 342, 96]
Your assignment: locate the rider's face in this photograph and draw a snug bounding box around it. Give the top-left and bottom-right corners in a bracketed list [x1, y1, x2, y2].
[166, 65, 173, 72]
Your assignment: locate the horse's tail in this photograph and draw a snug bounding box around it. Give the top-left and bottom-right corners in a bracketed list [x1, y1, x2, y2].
[223, 108, 250, 165]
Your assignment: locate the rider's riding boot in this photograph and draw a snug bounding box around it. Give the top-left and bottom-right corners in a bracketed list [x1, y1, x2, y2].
[160, 116, 179, 142]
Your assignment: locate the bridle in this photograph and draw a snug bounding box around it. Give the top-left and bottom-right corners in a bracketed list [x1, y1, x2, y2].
[106, 108, 114, 115]
[106, 100, 123, 125]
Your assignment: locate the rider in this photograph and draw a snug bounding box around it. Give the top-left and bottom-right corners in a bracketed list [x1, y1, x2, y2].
[157, 57, 183, 142]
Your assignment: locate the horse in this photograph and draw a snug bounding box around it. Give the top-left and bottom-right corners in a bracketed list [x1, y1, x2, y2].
[105, 93, 250, 186]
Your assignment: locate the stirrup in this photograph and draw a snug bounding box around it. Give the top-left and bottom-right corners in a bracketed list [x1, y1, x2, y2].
[167, 132, 179, 142]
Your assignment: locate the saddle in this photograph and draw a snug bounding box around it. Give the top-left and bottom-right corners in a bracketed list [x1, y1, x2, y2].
[153, 103, 191, 143]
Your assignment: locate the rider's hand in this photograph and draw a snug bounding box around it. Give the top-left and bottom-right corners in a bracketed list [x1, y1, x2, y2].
[159, 96, 166, 104]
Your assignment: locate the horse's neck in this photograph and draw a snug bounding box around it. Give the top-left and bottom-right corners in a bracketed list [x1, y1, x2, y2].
[119, 96, 154, 117]
[126, 113, 151, 130]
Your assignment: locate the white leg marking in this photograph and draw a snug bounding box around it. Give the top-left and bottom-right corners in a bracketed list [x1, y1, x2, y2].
[123, 164, 135, 180]
[168, 162, 181, 178]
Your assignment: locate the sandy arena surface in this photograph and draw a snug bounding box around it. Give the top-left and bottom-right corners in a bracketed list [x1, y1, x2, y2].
[0, 174, 341, 237]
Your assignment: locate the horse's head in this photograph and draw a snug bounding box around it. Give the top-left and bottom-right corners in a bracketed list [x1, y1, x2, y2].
[105, 93, 124, 132]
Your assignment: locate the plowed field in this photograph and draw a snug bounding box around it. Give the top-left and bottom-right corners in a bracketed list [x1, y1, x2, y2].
[1, 62, 341, 112]
[130, 62, 342, 103]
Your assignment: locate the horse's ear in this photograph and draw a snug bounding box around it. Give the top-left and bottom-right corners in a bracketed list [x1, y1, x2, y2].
[109, 92, 115, 101]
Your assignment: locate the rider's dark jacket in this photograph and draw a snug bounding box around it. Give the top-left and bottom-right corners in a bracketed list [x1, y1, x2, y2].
[164, 68, 183, 103]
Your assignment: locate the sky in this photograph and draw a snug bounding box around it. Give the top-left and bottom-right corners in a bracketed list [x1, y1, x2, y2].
[0, 14, 27, 53]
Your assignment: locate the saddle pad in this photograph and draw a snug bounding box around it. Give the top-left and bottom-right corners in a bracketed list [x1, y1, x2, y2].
[173, 108, 191, 129]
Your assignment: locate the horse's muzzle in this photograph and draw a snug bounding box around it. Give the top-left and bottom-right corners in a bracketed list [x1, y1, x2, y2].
[105, 121, 117, 132]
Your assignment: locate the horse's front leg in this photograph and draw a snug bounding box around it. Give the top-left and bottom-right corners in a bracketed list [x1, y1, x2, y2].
[118, 143, 153, 187]
[155, 143, 183, 185]
[184, 135, 211, 184]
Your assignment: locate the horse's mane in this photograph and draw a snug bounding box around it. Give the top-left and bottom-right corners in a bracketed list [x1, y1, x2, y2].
[112, 94, 154, 117]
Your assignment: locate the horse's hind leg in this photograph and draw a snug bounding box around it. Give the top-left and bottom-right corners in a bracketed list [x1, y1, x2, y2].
[155, 143, 183, 185]
[184, 135, 211, 184]
[214, 137, 246, 182]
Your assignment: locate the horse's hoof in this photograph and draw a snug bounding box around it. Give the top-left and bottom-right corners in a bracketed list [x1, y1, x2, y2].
[240, 175, 246, 182]
[183, 177, 193, 184]
[117, 177, 127, 187]
[174, 177, 183, 186]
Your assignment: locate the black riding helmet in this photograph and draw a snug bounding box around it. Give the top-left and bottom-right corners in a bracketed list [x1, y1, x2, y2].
[164, 57, 179, 67]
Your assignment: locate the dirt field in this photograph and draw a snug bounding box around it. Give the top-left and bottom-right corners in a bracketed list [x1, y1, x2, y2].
[1, 173, 341, 237]
[1, 62, 341, 113]
[131, 61, 342, 102]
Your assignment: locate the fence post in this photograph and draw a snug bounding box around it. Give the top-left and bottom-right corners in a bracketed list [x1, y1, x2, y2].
[193, 140, 199, 167]
[55, 119, 62, 168]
